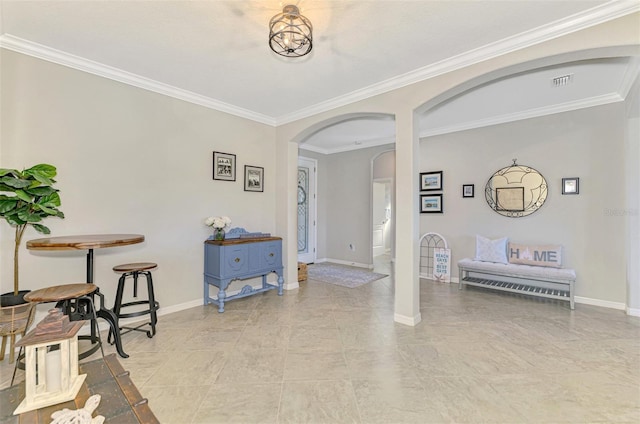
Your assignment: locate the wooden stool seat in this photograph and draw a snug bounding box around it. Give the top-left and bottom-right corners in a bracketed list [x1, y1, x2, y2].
[24, 283, 98, 303]
[113, 262, 157, 273]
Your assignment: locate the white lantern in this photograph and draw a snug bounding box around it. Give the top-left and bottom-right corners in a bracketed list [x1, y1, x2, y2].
[14, 309, 87, 415]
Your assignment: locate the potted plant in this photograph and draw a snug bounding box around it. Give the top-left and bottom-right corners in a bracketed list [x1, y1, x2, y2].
[0, 164, 64, 306]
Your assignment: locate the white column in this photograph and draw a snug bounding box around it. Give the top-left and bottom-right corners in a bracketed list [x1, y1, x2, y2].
[393, 109, 421, 325]
[276, 137, 301, 290]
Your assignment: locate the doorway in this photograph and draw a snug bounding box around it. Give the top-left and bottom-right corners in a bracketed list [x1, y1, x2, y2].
[297, 156, 317, 264]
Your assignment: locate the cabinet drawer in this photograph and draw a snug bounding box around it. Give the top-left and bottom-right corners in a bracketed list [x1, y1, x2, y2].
[222, 245, 249, 276]
[260, 241, 282, 268]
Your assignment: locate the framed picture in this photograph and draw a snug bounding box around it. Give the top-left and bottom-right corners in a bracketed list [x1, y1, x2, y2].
[462, 184, 474, 198]
[420, 171, 443, 191]
[420, 194, 443, 213]
[213, 152, 236, 181]
[244, 165, 264, 192]
[496, 187, 524, 211]
[562, 177, 579, 195]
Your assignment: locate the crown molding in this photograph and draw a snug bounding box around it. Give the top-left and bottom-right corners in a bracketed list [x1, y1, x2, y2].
[1, 1, 637, 129]
[419, 93, 624, 138]
[0, 34, 277, 126]
[276, 1, 640, 125]
[619, 56, 640, 99]
[300, 137, 395, 155]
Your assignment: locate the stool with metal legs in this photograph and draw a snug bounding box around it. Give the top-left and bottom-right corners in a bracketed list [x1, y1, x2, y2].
[108, 262, 159, 343]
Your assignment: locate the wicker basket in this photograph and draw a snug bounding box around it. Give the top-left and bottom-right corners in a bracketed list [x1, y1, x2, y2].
[298, 262, 308, 281]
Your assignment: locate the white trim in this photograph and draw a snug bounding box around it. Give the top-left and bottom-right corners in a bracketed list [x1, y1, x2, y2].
[275, 1, 640, 125]
[419, 275, 460, 284]
[575, 296, 626, 310]
[316, 257, 373, 270]
[393, 312, 422, 326]
[619, 57, 640, 99]
[285, 281, 300, 290]
[420, 93, 624, 137]
[626, 307, 640, 317]
[300, 137, 396, 155]
[0, 34, 276, 126]
[1, 2, 636, 127]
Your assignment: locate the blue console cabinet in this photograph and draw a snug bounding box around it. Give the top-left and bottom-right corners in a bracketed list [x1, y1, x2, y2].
[203, 237, 284, 312]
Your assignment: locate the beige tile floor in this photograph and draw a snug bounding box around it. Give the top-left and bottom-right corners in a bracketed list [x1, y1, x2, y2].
[2, 256, 639, 423]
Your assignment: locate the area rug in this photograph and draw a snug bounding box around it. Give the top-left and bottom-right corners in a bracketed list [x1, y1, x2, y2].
[307, 263, 387, 288]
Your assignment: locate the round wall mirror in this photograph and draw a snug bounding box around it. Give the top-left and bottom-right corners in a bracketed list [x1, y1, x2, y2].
[485, 161, 548, 218]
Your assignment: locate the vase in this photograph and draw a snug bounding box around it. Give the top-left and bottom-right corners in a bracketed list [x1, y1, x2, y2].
[214, 228, 226, 241]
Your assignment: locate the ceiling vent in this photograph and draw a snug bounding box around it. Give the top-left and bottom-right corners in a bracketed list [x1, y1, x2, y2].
[552, 74, 573, 87]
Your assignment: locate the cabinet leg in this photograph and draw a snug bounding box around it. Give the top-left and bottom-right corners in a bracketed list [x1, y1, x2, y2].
[217, 289, 226, 313]
[277, 274, 284, 296]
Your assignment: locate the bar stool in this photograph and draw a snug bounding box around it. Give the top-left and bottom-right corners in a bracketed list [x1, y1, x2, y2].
[109, 262, 159, 342]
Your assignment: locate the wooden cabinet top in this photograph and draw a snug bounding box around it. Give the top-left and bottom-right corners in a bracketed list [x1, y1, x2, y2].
[205, 236, 282, 246]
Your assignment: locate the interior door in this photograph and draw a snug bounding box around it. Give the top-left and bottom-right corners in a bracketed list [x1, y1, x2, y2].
[297, 157, 317, 264]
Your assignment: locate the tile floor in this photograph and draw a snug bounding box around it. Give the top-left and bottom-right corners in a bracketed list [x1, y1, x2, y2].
[2, 257, 639, 423]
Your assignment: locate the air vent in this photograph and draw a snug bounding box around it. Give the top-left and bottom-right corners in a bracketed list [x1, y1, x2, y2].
[552, 74, 573, 87]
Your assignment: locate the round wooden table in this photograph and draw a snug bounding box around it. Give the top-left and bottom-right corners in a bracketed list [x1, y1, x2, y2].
[26, 234, 145, 284]
[26, 235, 145, 359]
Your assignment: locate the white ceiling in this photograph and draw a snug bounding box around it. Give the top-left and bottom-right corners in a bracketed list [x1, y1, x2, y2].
[1, 1, 638, 153]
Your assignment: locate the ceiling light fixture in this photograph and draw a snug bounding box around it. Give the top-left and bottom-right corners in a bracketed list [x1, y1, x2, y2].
[269, 5, 313, 58]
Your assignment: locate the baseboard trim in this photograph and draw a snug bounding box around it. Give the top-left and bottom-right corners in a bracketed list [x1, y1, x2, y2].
[318, 257, 373, 269]
[285, 281, 300, 290]
[419, 275, 460, 284]
[625, 306, 640, 317]
[574, 296, 626, 310]
[394, 312, 422, 326]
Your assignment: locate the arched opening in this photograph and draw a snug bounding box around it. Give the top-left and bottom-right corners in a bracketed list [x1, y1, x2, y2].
[413, 47, 639, 312]
[292, 113, 397, 274]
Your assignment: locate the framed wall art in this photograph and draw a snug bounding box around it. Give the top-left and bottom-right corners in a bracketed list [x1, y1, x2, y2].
[462, 184, 474, 198]
[420, 194, 443, 213]
[420, 171, 443, 191]
[213, 151, 236, 181]
[244, 165, 264, 192]
[562, 177, 579, 195]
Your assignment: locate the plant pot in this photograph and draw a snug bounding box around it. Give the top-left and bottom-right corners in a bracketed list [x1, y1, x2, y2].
[0, 290, 31, 307]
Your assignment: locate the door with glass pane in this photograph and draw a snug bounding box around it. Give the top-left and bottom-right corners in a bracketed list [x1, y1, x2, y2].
[297, 157, 317, 264]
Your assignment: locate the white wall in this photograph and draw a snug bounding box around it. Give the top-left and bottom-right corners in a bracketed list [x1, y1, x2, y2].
[300, 144, 394, 267]
[625, 76, 640, 315]
[420, 102, 627, 304]
[0, 51, 277, 312]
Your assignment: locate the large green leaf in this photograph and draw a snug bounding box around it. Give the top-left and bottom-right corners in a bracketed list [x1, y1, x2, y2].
[0, 197, 18, 213]
[25, 164, 56, 185]
[14, 190, 33, 203]
[26, 186, 56, 197]
[39, 192, 61, 207]
[35, 204, 60, 215]
[5, 214, 26, 226]
[0, 176, 31, 189]
[32, 223, 51, 234]
[17, 209, 42, 223]
[0, 169, 19, 177]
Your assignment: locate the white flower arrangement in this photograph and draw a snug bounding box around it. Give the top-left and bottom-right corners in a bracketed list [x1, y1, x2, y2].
[205, 215, 231, 230]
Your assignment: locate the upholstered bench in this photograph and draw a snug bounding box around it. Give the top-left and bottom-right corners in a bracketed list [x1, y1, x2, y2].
[458, 258, 576, 309]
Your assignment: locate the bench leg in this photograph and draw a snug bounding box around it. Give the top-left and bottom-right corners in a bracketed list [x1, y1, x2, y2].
[570, 281, 575, 310]
[458, 267, 464, 290]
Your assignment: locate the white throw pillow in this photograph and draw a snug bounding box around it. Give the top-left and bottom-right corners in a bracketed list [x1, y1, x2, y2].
[475, 235, 509, 264]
